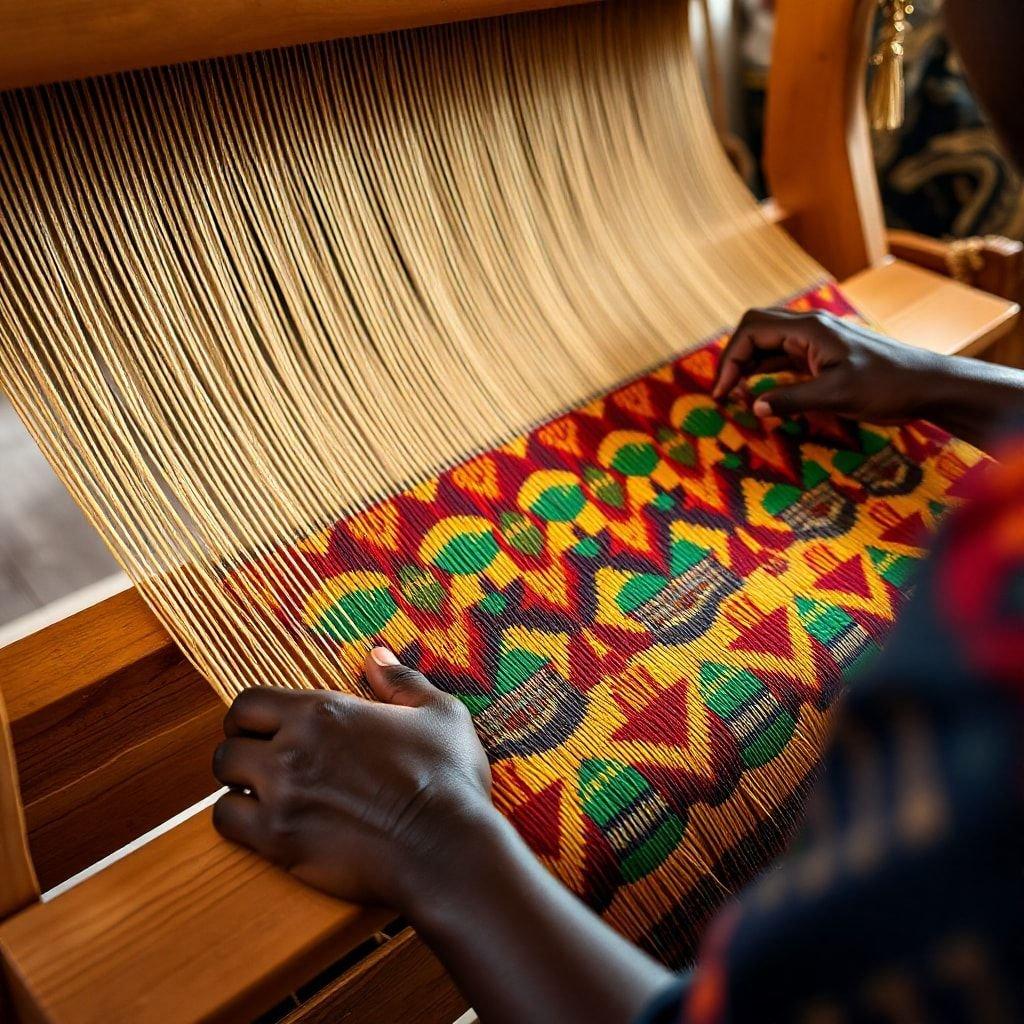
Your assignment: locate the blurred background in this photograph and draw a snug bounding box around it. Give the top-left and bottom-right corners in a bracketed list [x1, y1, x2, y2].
[2, 0, 1022, 637]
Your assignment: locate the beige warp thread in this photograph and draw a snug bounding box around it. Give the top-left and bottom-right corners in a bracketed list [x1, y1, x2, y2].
[0, 0, 822, 702]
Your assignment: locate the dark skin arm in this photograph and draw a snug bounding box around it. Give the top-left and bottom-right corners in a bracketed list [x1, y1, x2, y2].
[213, 647, 673, 1024]
[211, 316, 1023, 1024]
[712, 308, 1024, 452]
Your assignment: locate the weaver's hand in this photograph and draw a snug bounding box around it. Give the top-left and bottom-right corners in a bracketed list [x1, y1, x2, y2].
[214, 650, 677, 1024]
[713, 308, 935, 423]
[212, 647, 493, 910]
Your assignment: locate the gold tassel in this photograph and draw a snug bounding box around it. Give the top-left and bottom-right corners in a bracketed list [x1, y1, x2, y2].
[869, 0, 913, 132]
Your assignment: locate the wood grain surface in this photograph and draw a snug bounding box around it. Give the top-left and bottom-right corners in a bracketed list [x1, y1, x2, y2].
[0, 0, 595, 91]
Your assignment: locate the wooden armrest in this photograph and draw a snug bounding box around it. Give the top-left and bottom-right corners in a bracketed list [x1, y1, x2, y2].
[887, 229, 1024, 303]
[840, 258, 1021, 358]
[0, 809, 392, 1024]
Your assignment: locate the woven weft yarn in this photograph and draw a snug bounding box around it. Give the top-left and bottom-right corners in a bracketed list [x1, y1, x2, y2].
[0, 0, 984, 964]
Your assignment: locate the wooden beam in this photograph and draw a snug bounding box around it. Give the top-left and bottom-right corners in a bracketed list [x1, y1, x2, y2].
[0, 808, 392, 1024]
[2, 590, 223, 891]
[0, 0, 595, 92]
[765, 0, 888, 280]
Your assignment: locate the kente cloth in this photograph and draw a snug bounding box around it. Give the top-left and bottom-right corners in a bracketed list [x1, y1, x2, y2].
[226, 283, 989, 965]
[639, 428, 1024, 1023]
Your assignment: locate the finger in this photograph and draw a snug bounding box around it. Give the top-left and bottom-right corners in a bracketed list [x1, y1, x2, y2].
[753, 375, 845, 419]
[713, 309, 805, 398]
[212, 736, 272, 792]
[212, 791, 266, 852]
[364, 647, 439, 708]
[224, 687, 297, 738]
[725, 356, 803, 406]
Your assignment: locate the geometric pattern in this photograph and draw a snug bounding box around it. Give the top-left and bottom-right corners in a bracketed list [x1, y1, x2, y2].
[225, 283, 989, 966]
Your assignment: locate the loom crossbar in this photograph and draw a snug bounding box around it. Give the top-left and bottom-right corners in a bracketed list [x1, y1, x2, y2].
[0, 0, 596, 91]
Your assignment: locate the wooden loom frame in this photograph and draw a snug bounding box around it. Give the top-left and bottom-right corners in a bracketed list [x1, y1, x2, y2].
[0, 1, 1020, 1022]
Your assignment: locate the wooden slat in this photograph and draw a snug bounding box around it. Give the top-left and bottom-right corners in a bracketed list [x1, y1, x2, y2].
[765, 0, 888, 280]
[282, 929, 467, 1024]
[842, 259, 1021, 358]
[0, 686, 38, 920]
[0, 809, 391, 1024]
[1, 589, 223, 890]
[0, 0, 594, 92]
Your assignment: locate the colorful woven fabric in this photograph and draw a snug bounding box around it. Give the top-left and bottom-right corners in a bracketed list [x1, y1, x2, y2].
[226, 283, 987, 965]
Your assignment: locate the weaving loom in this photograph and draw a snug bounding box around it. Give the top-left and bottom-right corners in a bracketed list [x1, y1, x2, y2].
[0, 1, 1019, 1022]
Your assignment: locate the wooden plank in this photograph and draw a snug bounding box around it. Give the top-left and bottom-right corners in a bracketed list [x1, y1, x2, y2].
[0, 0, 595, 92]
[765, 0, 888, 280]
[282, 929, 467, 1024]
[0, 809, 392, 1024]
[841, 259, 1021, 358]
[1, 589, 223, 890]
[0, 685, 38, 920]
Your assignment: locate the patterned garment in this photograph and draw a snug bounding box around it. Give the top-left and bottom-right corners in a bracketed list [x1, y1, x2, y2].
[639, 430, 1024, 1023]
[227, 283, 987, 965]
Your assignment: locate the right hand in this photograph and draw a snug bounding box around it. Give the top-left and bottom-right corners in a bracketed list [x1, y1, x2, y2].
[712, 308, 938, 424]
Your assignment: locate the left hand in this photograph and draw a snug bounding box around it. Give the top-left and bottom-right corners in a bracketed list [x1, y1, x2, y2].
[212, 648, 494, 910]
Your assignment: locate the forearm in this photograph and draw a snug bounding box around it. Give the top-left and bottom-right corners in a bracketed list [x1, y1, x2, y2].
[913, 353, 1024, 451]
[406, 804, 675, 1024]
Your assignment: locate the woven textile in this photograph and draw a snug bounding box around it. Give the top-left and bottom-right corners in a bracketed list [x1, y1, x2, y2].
[227, 284, 986, 965]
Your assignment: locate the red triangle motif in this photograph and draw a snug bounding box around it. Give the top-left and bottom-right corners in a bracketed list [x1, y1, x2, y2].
[880, 510, 927, 547]
[814, 553, 872, 598]
[612, 678, 691, 746]
[729, 604, 795, 659]
[945, 460, 989, 499]
[613, 381, 656, 419]
[678, 347, 718, 390]
[508, 780, 564, 859]
[726, 530, 765, 578]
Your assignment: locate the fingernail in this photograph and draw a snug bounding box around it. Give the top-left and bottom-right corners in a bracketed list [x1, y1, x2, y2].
[370, 646, 399, 667]
[753, 398, 772, 417]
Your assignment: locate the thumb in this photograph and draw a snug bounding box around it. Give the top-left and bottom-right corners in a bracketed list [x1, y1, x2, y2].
[364, 647, 438, 708]
[753, 375, 842, 419]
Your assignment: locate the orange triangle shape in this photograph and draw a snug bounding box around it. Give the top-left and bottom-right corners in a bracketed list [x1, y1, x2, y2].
[679, 348, 718, 390]
[451, 456, 500, 500]
[536, 417, 582, 457]
[500, 436, 529, 460]
[613, 381, 656, 419]
[347, 502, 400, 551]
